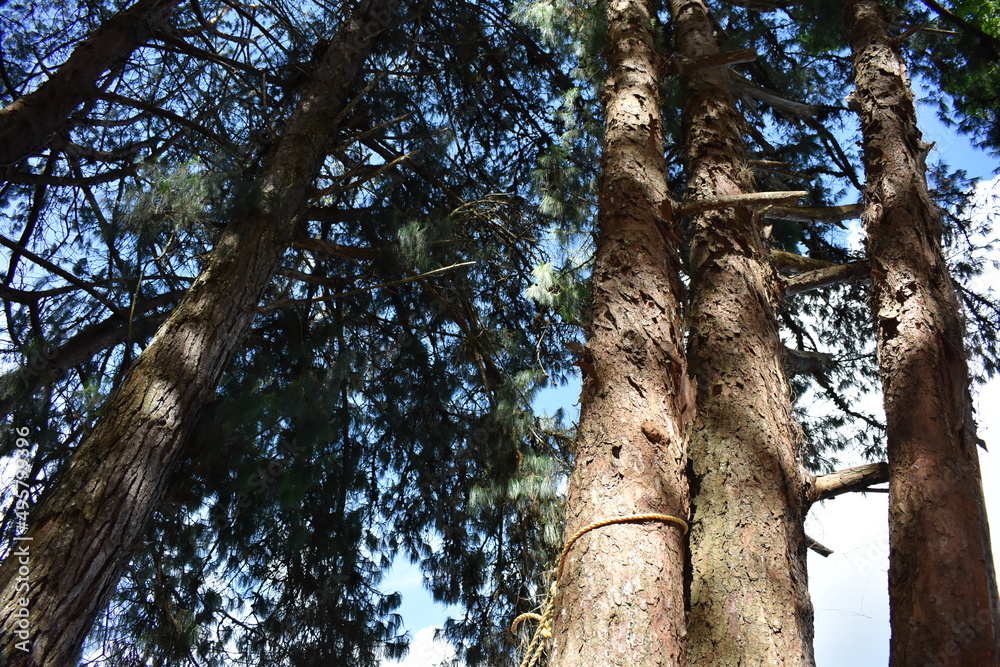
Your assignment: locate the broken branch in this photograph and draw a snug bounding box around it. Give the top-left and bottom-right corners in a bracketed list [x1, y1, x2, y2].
[678, 190, 808, 217]
[809, 462, 889, 504]
[783, 260, 870, 296]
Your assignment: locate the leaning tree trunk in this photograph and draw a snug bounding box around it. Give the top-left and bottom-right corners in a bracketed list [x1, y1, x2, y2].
[845, 1, 1000, 665]
[0, 0, 183, 167]
[0, 1, 398, 664]
[547, 1, 692, 665]
[670, 0, 816, 665]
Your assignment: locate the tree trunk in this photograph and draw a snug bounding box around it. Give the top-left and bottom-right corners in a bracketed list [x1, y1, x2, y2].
[845, 1, 1000, 665]
[547, 2, 692, 665]
[0, 0, 183, 167]
[0, 2, 398, 664]
[670, 1, 815, 664]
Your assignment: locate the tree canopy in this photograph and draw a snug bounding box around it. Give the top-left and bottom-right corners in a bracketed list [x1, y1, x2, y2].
[0, 0, 998, 665]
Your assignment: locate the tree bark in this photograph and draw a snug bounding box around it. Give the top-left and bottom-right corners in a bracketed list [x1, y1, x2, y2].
[845, 2, 1000, 665]
[547, 1, 691, 664]
[0, 2, 398, 664]
[0, 0, 183, 167]
[671, 0, 815, 664]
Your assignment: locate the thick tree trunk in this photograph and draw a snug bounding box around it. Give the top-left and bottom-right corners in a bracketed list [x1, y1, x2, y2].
[671, 1, 815, 665]
[0, 0, 183, 167]
[845, 2, 1000, 665]
[547, 1, 691, 664]
[0, 2, 398, 664]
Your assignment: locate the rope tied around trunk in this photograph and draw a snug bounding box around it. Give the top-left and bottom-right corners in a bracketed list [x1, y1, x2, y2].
[510, 512, 689, 667]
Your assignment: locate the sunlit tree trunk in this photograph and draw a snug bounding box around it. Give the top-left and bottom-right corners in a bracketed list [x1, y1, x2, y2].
[670, 1, 816, 665]
[0, 0, 182, 167]
[547, 1, 691, 664]
[845, 1, 1000, 665]
[0, 2, 399, 664]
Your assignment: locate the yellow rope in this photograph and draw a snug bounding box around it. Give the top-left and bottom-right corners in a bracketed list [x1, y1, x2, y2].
[511, 513, 689, 667]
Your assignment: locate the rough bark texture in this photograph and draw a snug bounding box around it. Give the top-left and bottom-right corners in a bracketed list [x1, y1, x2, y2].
[548, 1, 691, 664]
[845, 2, 1000, 665]
[0, 0, 183, 167]
[672, 0, 815, 664]
[0, 2, 397, 664]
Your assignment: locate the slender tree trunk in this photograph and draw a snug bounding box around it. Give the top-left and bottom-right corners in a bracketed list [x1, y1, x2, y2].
[548, 1, 691, 664]
[0, 0, 183, 167]
[845, 1, 1000, 665]
[0, 2, 399, 664]
[670, 1, 815, 664]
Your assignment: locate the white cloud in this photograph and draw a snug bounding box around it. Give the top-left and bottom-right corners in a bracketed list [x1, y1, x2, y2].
[382, 626, 456, 667]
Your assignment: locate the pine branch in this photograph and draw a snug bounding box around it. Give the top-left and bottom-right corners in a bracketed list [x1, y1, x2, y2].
[806, 535, 834, 557]
[806, 117, 865, 191]
[746, 121, 778, 154]
[919, 0, 1000, 57]
[748, 159, 816, 181]
[318, 149, 419, 196]
[719, 0, 799, 11]
[363, 136, 467, 205]
[0, 166, 136, 187]
[677, 190, 808, 217]
[97, 92, 236, 153]
[260, 261, 477, 310]
[0, 291, 184, 417]
[770, 250, 838, 273]
[3, 153, 55, 292]
[278, 267, 350, 290]
[291, 235, 383, 261]
[666, 48, 758, 74]
[812, 366, 884, 432]
[341, 111, 417, 148]
[0, 283, 81, 302]
[730, 71, 826, 118]
[417, 278, 502, 394]
[809, 462, 889, 503]
[302, 206, 384, 223]
[764, 203, 863, 224]
[0, 0, 183, 165]
[0, 233, 122, 315]
[55, 136, 158, 162]
[782, 260, 870, 296]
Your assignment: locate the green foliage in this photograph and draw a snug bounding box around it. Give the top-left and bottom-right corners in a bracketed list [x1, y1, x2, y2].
[524, 260, 588, 326]
[3, 0, 1000, 664]
[123, 160, 224, 239]
[907, 0, 1000, 153]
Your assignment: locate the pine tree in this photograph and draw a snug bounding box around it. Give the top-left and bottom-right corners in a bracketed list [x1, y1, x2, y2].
[1, 0, 999, 664]
[0, 1, 399, 662]
[845, 0, 1000, 662]
[671, 0, 815, 662]
[544, 0, 691, 664]
[2, 0, 574, 664]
